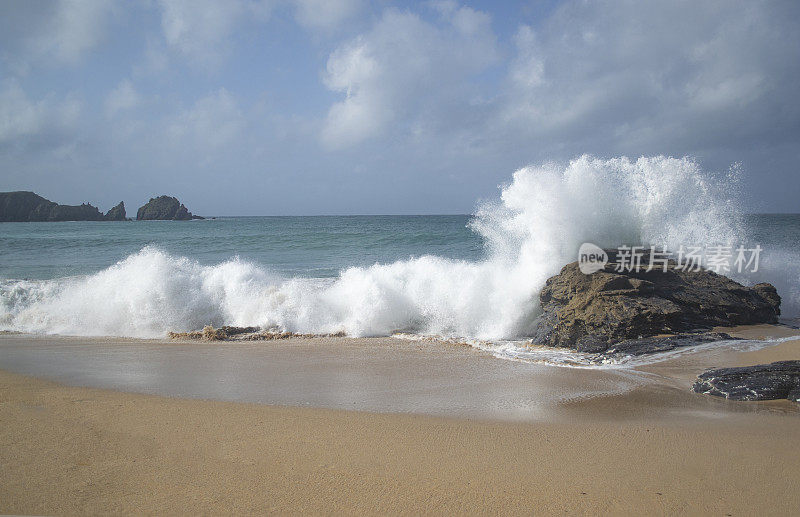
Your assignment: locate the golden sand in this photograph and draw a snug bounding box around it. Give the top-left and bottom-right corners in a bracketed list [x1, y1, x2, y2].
[1, 382, 798, 514]
[2, 326, 800, 514]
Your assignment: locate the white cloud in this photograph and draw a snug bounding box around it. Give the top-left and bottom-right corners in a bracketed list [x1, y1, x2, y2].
[168, 88, 246, 149]
[500, 0, 800, 153]
[0, 83, 45, 142]
[104, 79, 141, 117]
[293, 0, 363, 30]
[0, 81, 81, 145]
[321, 5, 498, 149]
[43, 0, 115, 64]
[318, 0, 799, 163]
[2, 0, 799, 214]
[134, 37, 170, 76]
[0, 0, 115, 69]
[158, 0, 272, 68]
[322, 40, 388, 148]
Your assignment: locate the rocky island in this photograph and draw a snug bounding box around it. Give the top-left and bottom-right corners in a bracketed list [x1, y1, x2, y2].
[0, 191, 205, 222]
[104, 202, 127, 221]
[0, 191, 127, 222]
[136, 195, 203, 220]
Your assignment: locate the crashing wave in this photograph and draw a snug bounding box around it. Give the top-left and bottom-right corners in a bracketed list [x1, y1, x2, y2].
[1, 155, 795, 339]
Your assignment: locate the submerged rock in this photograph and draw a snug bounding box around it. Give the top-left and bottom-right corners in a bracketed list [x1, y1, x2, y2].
[602, 332, 738, 358]
[136, 195, 203, 220]
[532, 252, 780, 353]
[167, 325, 259, 341]
[692, 361, 800, 401]
[167, 325, 345, 341]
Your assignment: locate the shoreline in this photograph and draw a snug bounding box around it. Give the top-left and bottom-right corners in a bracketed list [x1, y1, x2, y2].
[3, 366, 800, 514]
[2, 326, 800, 513]
[1, 325, 799, 419]
[0, 333, 646, 422]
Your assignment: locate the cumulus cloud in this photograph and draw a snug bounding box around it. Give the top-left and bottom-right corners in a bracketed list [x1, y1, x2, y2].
[168, 88, 246, 150]
[158, 0, 272, 68]
[321, 4, 498, 148]
[500, 0, 800, 155]
[0, 0, 115, 69]
[40, 0, 115, 64]
[293, 0, 363, 30]
[0, 81, 81, 147]
[2, 0, 799, 214]
[104, 79, 141, 117]
[317, 0, 800, 166]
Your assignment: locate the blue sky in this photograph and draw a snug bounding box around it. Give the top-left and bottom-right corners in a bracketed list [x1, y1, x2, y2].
[1, 0, 798, 215]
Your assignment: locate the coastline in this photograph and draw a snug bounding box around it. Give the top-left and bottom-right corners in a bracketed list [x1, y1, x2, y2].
[2, 326, 800, 513]
[0, 333, 645, 421]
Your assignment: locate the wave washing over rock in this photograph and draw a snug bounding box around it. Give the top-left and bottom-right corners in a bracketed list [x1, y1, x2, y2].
[1, 155, 798, 340]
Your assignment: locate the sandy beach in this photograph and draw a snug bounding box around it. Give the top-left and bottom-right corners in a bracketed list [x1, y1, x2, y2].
[2, 327, 800, 515]
[3, 0, 799, 514]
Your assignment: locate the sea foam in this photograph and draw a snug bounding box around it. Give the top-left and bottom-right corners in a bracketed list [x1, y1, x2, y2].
[1, 155, 796, 339]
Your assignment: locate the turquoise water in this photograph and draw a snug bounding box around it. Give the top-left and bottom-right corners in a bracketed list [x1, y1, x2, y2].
[1, 157, 799, 340]
[0, 216, 483, 280]
[1, 214, 797, 281]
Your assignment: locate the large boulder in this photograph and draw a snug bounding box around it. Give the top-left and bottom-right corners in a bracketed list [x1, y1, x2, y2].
[136, 195, 201, 220]
[532, 254, 780, 352]
[693, 361, 800, 402]
[103, 201, 127, 221]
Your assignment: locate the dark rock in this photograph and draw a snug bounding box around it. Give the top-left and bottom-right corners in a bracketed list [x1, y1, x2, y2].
[532, 252, 780, 352]
[0, 191, 106, 222]
[48, 203, 104, 221]
[692, 361, 800, 401]
[219, 326, 260, 336]
[753, 283, 781, 311]
[602, 332, 738, 358]
[0, 191, 53, 221]
[136, 195, 198, 220]
[103, 201, 127, 221]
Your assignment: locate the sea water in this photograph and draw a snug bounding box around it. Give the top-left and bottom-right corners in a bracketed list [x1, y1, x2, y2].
[1, 155, 799, 341]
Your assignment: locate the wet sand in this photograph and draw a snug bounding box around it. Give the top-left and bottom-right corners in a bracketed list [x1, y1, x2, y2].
[0, 333, 646, 421]
[722, 324, 800, 365]
[2, 327, 800, 514]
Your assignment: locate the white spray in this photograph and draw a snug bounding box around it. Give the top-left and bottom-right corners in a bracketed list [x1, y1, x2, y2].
[2, 155, 791, 339]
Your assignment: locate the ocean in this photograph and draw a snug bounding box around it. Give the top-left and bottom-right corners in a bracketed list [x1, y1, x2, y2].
[2, 156, 799, 345]
[0, 215, 483, 280]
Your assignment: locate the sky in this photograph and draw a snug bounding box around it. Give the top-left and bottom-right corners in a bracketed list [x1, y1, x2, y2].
[1, 0, 798, 216]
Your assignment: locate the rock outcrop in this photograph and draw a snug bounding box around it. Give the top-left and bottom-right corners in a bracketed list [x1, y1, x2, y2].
[0, 191, 126, 222]
[693, 361, 800, 402]
[103, 201, 127, 221]
[532, 252, 781, 353]
[167, 325, 346, 341]
[136, 195, 202, 220]
[0, 192, 55, 221]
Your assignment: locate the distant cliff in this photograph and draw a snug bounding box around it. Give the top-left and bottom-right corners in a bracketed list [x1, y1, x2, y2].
[0, 192, 127, 222]
[104, 201, 127, 221]
[136, 195, 203, 220]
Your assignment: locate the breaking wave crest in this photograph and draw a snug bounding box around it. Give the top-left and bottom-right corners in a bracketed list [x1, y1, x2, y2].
[1, 155, 795, 339]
